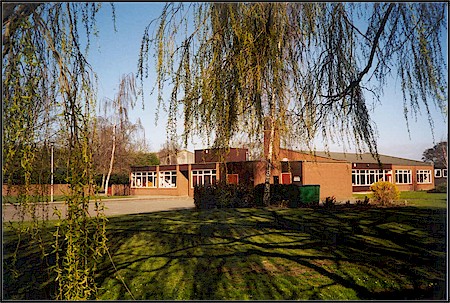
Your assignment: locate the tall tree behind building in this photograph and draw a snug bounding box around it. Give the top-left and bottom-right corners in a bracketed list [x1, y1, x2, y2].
[422, 141, 448, 168]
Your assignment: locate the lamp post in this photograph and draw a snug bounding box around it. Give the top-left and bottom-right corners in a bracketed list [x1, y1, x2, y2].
[50, 142, 54, 203]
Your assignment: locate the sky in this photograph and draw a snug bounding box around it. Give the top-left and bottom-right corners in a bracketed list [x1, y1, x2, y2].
[86, 2, 448, 161]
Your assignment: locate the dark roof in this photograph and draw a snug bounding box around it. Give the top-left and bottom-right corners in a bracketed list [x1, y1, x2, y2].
[311, 151, 433, 166]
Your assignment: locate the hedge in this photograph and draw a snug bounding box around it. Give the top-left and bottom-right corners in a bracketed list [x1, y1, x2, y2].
[194, 183, 254, 209]
[194, 182, 317, 209]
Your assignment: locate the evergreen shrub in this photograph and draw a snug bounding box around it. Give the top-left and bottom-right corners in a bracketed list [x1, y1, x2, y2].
[194, 183, 318, 209]
[251, 184, 302, 208]
[427, 183, 447, 193]
[194, 183, 254, 209]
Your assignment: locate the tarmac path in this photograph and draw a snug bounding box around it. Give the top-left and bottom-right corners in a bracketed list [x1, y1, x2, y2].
[2, 196, 195, 222]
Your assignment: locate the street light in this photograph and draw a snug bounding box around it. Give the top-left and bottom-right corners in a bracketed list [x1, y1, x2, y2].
[50, 142, 54, 203]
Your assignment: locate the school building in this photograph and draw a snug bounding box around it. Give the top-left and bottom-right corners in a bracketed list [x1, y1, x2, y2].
[130, 124, 436, 199]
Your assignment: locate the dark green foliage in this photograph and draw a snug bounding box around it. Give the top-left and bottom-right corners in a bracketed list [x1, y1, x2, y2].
[194, 183, 320, 210]
[356, 196, 371, 206]
[254, 184, 302, 208]
[422, 141, 447, 168]
[131, 152, 160, 166]
[194, 183, 254, 209]
[427, 183, 447, 193]
[94, 174, 129, 186]
[323, 196, 337, 209]
[3, 164, 69, 185]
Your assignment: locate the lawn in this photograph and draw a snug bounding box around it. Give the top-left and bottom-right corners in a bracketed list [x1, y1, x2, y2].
[353, 191, 447, 208]
[3, 195, 447, 300]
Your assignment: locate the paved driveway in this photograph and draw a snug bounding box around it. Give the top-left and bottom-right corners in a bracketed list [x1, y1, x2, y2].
[2, 196, 195, 222]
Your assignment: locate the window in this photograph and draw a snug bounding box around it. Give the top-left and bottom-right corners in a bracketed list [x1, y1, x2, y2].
[395, 170, 412, 184]
[131, 171, 157, 188]
[192, 169, 217, 187]
[159, 171, 177, 188]
[435, 169, 442, 178]
[352, 170, 392, 186]
[416, 170, 432, 184]
[227, 174, 239, 185]
[443, 169, 448, 178]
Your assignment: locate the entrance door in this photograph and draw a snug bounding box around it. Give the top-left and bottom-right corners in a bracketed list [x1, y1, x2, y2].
[281, 173, 292, 184]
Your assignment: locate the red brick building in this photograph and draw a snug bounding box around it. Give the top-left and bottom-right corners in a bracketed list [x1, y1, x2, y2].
[130, 122, 435, 199]
[130, 123, 354, 200]
[314, 152, 435, 192]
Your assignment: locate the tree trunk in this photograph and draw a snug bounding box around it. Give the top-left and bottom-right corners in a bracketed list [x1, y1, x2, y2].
[442, 144, 448, 169]
[105, 124, 116, 196]
[100, 173, 105, 193]
[263, 115, 276, 206]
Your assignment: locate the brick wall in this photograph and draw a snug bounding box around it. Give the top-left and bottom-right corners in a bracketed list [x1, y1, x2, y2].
[2, 184, 70, 196]
[302, 161, 353, 200]
[392, 165, 435, 191]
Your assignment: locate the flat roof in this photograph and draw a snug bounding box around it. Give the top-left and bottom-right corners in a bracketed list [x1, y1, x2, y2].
[312, 151, 432, 166]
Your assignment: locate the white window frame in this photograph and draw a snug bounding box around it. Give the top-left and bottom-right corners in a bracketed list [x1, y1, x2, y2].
[416, 170, 432, 184]
[435, 169, 442, 178]
[352, 169, 392, 186]
[131, 171, 157, 188]
[443, 169, 448, 178]
[159, 171, 177, 188]
[191, 169, 217, 188]
[395, 169, 412, 184]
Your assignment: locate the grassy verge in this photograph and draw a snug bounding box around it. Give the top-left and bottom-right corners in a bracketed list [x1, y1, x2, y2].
[3, 203, 446, 300]
[353, 191, 447, 208]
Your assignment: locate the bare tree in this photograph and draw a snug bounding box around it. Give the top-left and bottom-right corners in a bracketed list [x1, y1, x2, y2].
[102, 74, 137, 195]
[158, 140, 182, 165]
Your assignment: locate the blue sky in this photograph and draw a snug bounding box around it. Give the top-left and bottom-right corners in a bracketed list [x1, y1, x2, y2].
[86, 2, 448, 161]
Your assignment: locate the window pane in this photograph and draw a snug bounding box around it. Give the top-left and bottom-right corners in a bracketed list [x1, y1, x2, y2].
[360, 174, 366, 185]
[193, 176, 198, 187]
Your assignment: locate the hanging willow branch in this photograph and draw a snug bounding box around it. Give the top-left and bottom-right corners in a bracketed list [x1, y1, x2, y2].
[3, 3, 115, 300]
[139, 2, 447, 157]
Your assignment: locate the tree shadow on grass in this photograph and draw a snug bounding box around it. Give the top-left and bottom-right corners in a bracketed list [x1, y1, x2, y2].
[3, 206, 447, 300]
[3, 229, 58, 300]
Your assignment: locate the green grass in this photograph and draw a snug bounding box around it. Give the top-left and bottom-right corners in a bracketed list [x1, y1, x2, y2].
[353, 191, 447, 208]
[3, 201, 447, 300]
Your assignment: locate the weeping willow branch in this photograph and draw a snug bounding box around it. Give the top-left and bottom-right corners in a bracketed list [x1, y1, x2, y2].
[2, 3, 111, 300]
[139, 2, 446, 157]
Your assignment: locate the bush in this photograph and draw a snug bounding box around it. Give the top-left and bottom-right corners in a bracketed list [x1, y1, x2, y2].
[322, 196, 336, 209]
[370, 181, 399, 206]
[427, 183, 447, 193]
[355, 196, 370, 206]
[253, 184, 301, 208]
[194, 183, 254, 209]
[254, 183, 315, 208]
[194, 183, 322, 209]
